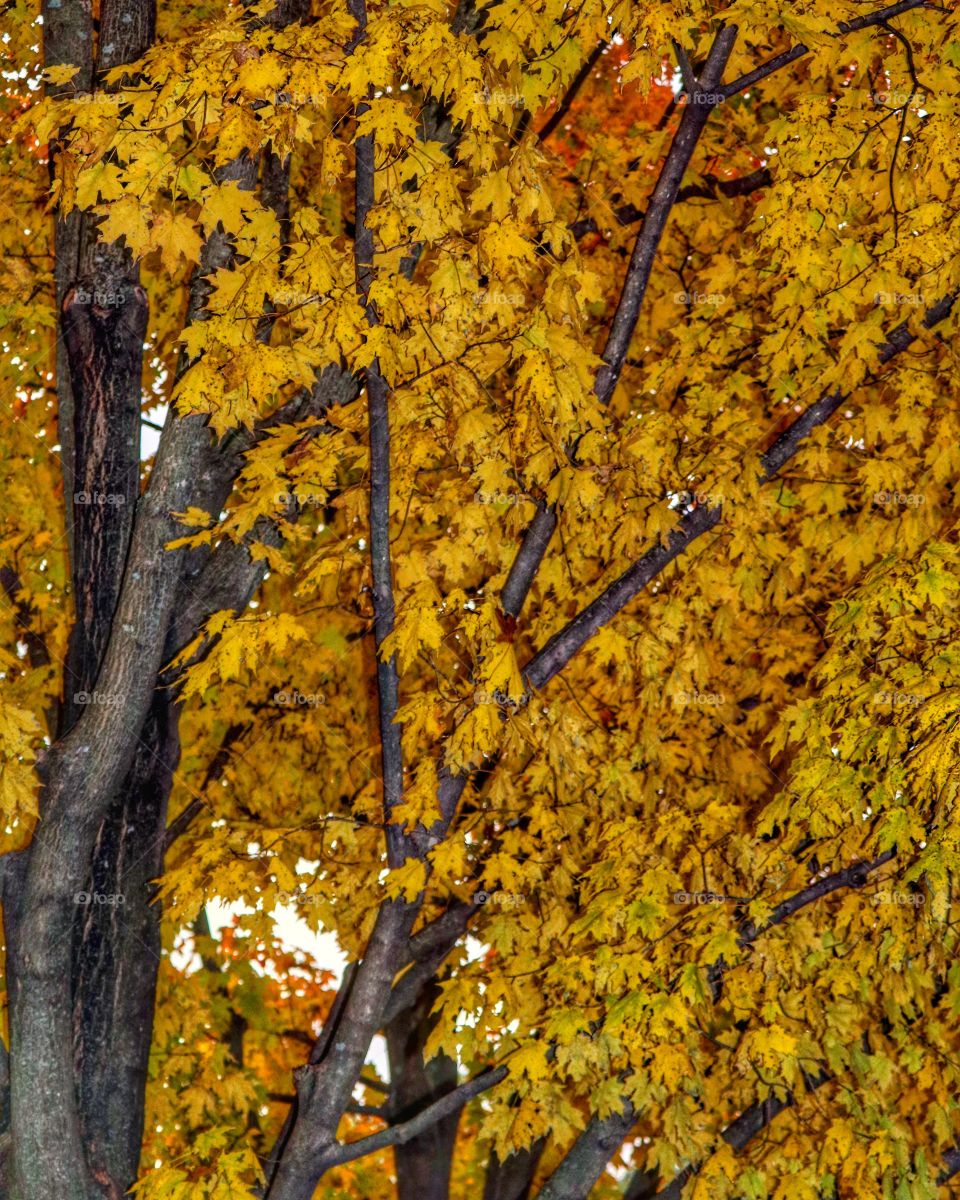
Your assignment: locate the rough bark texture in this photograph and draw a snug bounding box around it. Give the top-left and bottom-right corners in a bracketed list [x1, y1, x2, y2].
[72, 689, 177, 1198]
[61, 280, 147, 730]
[43, 0, 94, 556]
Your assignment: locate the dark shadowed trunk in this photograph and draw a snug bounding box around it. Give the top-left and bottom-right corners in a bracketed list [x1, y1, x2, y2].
[483, 1141, 546, 1200]
[71, 689, 178, 1196]
[60, 277, 147, 730]
[386, 984, 460, 1200]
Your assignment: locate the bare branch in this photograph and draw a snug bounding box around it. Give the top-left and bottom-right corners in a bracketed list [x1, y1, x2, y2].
[569, 166, 772, 241]
[483, 1140, 547, 1200]
[259, 962, 360, 1191]
[557, 855, 902, 1199]
[9, 139, 262, 1200]
[938, 1143, 960, 1184]
[672, 39, 696, 98]
[407, 901, 479, 964]
[164, 721, 248, 849]
[319, 1068, 507, 1169]
[384, 935, 465, 1026]
[0, 567, 50, 673]
[740, 851, 895, 947]
[501, 504, 559, 618]
[503, 0, 945, 626]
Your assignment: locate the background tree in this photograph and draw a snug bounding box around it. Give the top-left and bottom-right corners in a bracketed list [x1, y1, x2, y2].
[1, 0, 959, 1197]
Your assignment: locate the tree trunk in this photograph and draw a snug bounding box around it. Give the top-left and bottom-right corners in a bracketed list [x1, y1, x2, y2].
[386, 984, 460, 1200]
[483, 1142, 546, 1200]
[71, 689, 178, 1196]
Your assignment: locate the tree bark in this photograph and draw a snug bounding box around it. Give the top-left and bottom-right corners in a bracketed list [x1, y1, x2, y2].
[386, 984, 460, 1200]
[483, 1141, 546, 1200]
[61, 279, 147, 731]
[71, 689, 177, 1197]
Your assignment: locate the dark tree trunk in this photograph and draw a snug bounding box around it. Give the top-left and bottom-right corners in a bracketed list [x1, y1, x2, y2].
[623, 1167, 660, 1199]
[61, 276, 147, 730]
[482, 1141, 546, 1200]
[385, 984, 460, 1200]
[71, 688, 179, 1197]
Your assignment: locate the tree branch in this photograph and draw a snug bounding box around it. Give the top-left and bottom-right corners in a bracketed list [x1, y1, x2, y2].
[521, 290, 957, 692]
[352, 0, 407, 870]
[504, 0, 944, 626]
[561, 853, 903, 1199]
[569, 169, 772, 241]
[594, 25, 738, 405]
[498, 25, 738, 620]
[319, 1068, 507, 1169]
[938, 1143, 960, 1185]
[164, 720, 248, 849]
[739, 851, 895, 947]
[720, 0, 929, 98]
[501, 504, 560, 619]
[537, 41, 606, 143]
[534, 1100, 637, 1200]
[483, 1139, 547, 1200]
[0, 567, 51, 675]
[259, 962, 360, 1190]
[261, 14, 436, 1195]
[383, 916, 474, 1026]
[406, 900, 478, 962]
[9, 142, 262, 1200]
[642, 1070, 832, 1200]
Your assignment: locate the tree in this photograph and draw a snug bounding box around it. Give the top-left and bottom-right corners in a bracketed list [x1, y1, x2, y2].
[0, 0, 959, 1195]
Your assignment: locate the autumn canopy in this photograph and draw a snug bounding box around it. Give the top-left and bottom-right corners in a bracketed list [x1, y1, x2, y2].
[0, 0, 959, 1196]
